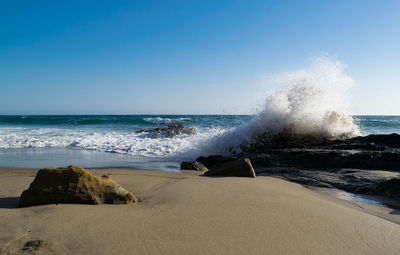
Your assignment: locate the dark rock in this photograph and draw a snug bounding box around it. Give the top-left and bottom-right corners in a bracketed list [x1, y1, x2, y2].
[204, 158, 256, 178]
[19, 165, 136, 207]
[223, 133, 400, 203]
[22, 240, 47, 252]
[196, 155, 238, 168]
[257, 167, 400, 193]
[180, 161, 208, 171]
[135, 124, 195, 138]
[246, 133, 400, 152]
[350, 133, 400, 148]
[247, 149, 400, 171]
[362, 178, 400, 201]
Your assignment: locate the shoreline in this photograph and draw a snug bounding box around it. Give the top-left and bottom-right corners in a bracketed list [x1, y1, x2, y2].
[2, 165, 400, 210]
[1, 167, 400, 254]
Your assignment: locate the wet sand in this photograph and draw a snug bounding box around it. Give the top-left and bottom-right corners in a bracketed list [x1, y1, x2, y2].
[1, 167, 399, 255]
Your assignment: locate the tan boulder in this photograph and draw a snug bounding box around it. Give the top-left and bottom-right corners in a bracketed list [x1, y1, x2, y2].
[19, 165, 136, 207]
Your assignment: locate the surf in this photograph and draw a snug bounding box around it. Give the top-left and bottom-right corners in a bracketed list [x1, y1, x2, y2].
[192, 56, 361, 156]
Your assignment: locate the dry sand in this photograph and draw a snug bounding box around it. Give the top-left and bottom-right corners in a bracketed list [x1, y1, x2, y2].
[0, 167, 399, 255]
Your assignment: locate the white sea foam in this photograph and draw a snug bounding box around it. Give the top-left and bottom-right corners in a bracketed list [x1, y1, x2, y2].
[0, 126, 228, 158]
[143, 117, 191, 124]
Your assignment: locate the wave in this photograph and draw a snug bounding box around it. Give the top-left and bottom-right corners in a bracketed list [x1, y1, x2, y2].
[142, 117, 192, 124]
[186, 57, 361, 156]
[0, 126, 228, 158]
[250, 57, 360, 139]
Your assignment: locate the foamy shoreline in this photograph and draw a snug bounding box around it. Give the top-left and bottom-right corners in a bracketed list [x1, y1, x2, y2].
[1, 167, 399, 254]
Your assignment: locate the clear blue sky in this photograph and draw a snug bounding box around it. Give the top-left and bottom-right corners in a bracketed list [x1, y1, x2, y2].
[1, 0, 399, 115]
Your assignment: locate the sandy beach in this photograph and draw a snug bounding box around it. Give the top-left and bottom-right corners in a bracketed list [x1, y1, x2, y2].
[0, 167, 399, 255]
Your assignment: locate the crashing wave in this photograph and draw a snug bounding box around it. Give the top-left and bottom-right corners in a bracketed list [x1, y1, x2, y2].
[192, 57, 361, 156]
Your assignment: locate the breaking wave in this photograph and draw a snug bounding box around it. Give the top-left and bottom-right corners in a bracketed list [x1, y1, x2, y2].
[250, 56, 360, 139]
[190, 57, 361, 156]
[0, 126, 229, 157]
[143, 117, 192, 124]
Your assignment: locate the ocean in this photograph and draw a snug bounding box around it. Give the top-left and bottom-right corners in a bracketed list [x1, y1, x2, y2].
[0, 115, 399, 170]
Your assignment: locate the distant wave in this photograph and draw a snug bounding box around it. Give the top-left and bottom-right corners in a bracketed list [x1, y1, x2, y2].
[143, 117, 191, 124]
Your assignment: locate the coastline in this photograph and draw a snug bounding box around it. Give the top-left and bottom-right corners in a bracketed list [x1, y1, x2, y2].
[1, 167, 399, 254]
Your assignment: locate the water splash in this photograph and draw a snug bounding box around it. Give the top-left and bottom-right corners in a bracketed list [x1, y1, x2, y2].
[251, 56, 360, 139]
[193, 57, 361, 156]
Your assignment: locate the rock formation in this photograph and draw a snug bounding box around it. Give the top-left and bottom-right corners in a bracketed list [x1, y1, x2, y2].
[361, 178, 400, 201]
[204, 158, 256, 178]
[195, 134, 400, 202]
[180, 161, 208, 171]
[242, 133, 400, 171]
[19, 165, 136, 207]
[135, 124, 195, 138]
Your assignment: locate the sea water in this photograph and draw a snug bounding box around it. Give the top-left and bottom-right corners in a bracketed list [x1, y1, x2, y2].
[1, 57, 399, 170]
[0, 115, 398, 170]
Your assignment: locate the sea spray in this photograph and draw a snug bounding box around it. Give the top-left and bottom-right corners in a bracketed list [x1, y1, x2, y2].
[250, 56, 360, 139]
[192, 57, 361, 156]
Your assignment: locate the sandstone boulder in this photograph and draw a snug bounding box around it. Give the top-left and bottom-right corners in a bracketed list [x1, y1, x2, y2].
[19, 165, 136, 207]
[180, 161, 208, 171]
[204, 158, 256, 178]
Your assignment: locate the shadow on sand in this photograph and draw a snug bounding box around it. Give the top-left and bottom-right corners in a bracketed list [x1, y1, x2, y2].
[0, 197, 20, 209]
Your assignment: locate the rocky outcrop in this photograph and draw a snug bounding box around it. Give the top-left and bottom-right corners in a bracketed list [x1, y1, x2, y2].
[19, 165, 136, 207]
[361, 179, 400, 201]
[245, 149, 400, 171]
[240, 133, 400, 171]
[204, 158, 256, 178]
[257, 166, 400, 193]
[180, 161, 208, 171]
[246, 133, 400, 151]
[196, 155, 238, 168]
[136, 124, 195, 138]
[194, 134, 400, 202]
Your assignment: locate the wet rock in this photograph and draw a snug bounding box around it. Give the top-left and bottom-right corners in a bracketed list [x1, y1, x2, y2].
[246, 149, 400, 171]
[19, 165, 136, 207]
[196, 155, 238, 168]
[136, 124, 195, 138]
[180, 161, 208, 171]
[350, 133, 400, 148]
[193, 134, 400, 201]
[257, 167, 400, 193]
[362, 179, 400, 201]
[204, 158, 256, 178]
[248, 133, 400, 151]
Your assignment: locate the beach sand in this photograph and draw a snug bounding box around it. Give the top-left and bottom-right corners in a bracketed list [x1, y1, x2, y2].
[1, 167, 399, 255]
